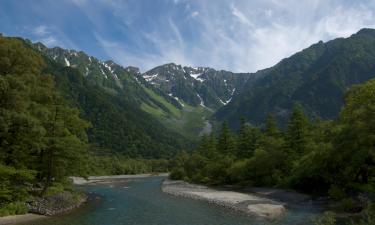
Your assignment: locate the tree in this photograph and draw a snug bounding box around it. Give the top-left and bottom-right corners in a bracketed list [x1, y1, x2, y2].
[196, 134, 217, 159]
[237, 118, 261, 158]
[0, 37, 90, 203]
[331, 79, 375, 187]
[41, 94, 89, 193]
[217, 122, 236, 156]
[286, 104, 311, 156]
[264, 113, 279, 137]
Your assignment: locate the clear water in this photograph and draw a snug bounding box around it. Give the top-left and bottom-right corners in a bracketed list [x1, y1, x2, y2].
[21, 177, 321, 225]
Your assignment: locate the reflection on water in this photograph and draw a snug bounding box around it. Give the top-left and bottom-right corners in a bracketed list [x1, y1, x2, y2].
[21, 177, 321, 225]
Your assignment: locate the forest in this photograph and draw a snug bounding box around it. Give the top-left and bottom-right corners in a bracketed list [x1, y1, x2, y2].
[170, 79, 375, 224]
[0, 32, 375, 224]
[0, 36, 170, 216]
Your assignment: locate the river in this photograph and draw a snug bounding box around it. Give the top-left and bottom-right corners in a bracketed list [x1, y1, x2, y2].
[20, 176, 321, 225]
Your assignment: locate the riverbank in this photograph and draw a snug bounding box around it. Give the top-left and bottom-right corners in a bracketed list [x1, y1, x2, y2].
[162, 179, 287, 219]
[0, 192, 87, 225]
[0, 213, 46, 225]
[71, 173, 169, 185]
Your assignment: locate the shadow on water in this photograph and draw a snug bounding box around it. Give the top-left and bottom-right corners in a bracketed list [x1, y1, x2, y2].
[20, 177, 322, 225]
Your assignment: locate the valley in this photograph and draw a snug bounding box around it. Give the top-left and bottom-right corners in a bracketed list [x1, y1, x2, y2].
[1, 26, 375, 225]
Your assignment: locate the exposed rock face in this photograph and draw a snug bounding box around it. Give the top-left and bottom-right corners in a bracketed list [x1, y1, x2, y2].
[26, 192, 87, 216]
[162, 179, 286, 219]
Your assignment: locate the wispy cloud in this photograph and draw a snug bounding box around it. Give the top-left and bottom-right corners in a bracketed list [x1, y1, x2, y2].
[5, 0, 375, 73]
[33, 25, 49, 36]
[231, 4, 253, 27]
[92, 0, 375, 72]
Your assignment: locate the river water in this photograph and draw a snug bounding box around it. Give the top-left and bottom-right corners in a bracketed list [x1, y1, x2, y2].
[21, 176, 321, 225]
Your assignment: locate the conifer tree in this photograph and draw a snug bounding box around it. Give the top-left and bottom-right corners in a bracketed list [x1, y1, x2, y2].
[217, 122, 236, 156]
[286, 104, 310, 156]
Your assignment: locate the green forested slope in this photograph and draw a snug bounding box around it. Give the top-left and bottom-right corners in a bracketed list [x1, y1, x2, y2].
[41, 56, 190, 158]
[215, 28, 375, 127]
[171, 78, 375, 217]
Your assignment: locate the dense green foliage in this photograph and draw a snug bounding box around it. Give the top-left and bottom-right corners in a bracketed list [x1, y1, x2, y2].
[215, 28, 375, 127]
[0, 37, 89, 214]
[32, 42, 191, 157]
[171, 79, 375, 213]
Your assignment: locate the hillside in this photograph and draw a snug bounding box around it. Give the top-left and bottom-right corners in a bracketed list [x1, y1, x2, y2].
[141, 63, 254, 110]
[21, 40, 192, 158]
[214, 28, 375, 127]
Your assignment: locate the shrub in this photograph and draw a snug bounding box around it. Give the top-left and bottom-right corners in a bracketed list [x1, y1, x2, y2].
[169, 168, 185, 180]
[328, 185, 346, 200]
[313, 211, 336, 225]
[0, 202, 28, 217]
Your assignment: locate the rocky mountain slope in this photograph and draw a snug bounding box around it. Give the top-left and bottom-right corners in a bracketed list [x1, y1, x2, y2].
[141, 63, 255, 110]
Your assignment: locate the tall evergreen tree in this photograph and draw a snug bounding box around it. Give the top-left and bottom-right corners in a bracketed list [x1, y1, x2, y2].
[286, 104, 311, 156]
[237, 118, 260, 158]
[264, 113, 279, 137]
[217, 122, 236, 156]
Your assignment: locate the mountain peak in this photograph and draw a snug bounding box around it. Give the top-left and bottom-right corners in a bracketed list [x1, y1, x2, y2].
[355, 28, 375, 37]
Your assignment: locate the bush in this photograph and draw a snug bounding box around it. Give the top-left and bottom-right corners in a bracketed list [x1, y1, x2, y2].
[313, 211, 336, 225]
[227, 160, 248, 183]
[170, 168, 185, 180]
[45, 183, 65, 197]
[328, 185, 347, 200]
[339, 198, 358, 212]
[0, 202, 28, 217]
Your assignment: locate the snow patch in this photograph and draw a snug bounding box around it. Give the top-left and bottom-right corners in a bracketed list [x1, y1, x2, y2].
[85, 67, 89, 76]
[64, 57, 70, 67]
[103, 63, 118, 80]
[197, 94, 206, 107]
[189, 72, 205, 82]
[143, 73, 158, 82]
[221, 88, 236, 105]
[100, 67, 108, 79]
[169, 93, 185, 107]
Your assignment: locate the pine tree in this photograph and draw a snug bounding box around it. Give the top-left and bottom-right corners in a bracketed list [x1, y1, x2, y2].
[286, 104, 310, 156]
[217, 122, 236, 156]
[236, 118, 260, 158]
[264, 113, 279, 137]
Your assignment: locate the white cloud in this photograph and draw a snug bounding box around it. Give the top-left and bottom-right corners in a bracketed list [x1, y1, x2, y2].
[190, 11, 199, 18]
[33, 25, 49, 36]
[231, 4, 253, 27]
[31, 25, 77, 49]
[76, 0, 375, 73]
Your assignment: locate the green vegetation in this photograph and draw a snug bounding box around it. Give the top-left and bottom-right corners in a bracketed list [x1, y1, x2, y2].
[215, 28, 375, 127]
[142, 86, 181, 118]
[43, 56, 189, 158]
[87, 153, 169, 175]
[0, 37, 89, 215]
[0, 35, 178, 217]
[171, 79, 375, 223]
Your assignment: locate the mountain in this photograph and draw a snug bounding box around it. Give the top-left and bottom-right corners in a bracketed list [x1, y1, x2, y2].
[26, 41, 192, 158]
[215, 28, 375, 127]
[141, 63, 254, 110]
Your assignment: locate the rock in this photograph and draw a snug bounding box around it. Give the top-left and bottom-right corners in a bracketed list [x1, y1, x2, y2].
[247, 203, 286, 219]
[26, 192, 87, 216]
[162, 179, 286, 219]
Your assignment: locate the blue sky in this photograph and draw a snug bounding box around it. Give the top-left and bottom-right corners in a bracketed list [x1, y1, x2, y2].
[1, 0, 375, 72]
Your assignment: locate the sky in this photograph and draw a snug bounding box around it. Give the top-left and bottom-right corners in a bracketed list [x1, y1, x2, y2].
[1, 0, 375, 73]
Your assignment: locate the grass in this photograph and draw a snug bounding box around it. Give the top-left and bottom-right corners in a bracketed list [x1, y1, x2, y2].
[142, 87, 181, 118]
[140, 85, 213, 141]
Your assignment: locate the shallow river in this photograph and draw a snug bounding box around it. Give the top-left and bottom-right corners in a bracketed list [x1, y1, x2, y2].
[21, 176, 322, 225]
